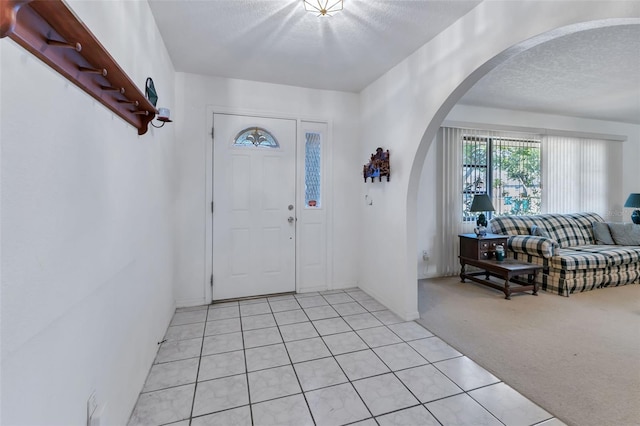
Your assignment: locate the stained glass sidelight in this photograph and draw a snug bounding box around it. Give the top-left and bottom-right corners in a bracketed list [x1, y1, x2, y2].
[305, 132, 321, 207]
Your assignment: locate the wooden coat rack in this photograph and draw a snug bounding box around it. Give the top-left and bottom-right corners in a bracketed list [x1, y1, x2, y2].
[0, 0, 157, 135]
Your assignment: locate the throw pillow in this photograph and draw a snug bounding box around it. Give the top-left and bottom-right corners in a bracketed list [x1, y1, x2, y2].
[530, 225, 549, 238]
[592, 222, 615, 245]
[608, 223, 640, 246]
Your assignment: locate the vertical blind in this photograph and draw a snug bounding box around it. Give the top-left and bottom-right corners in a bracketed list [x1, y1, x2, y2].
[542, 135, 622, 218]
[440, 127, 465, 276]
[438, 127, 620, 277]
[441, 127, 540, 275]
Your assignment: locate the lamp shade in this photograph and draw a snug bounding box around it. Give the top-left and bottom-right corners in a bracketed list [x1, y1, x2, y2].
[624, 193, 640, 208]
[469, 194, 495, 212]
[624, 193, 640, 224]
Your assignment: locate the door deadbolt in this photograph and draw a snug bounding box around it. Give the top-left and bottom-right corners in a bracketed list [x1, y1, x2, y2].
[288, 204, 294, 211]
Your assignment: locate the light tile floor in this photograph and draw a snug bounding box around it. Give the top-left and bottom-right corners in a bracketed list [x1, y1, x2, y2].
[128, 288, 566, 426]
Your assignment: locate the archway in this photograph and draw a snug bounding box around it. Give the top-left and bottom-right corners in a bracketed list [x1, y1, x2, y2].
[357, 2, 640, 322]
[408, 17, 640, 314]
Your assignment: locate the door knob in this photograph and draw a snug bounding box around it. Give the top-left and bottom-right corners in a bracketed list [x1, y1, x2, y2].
[288, 216, 294, 223]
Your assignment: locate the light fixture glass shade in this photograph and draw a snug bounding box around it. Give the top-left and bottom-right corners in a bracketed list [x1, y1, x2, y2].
[469, 194, 496, 212]
[145, 77, 158, 107]
[624, 193, 640, 224]
[303, 0, 343, 16]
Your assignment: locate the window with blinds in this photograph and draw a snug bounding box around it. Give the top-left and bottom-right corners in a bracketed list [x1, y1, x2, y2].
[462, 132, 541, 220]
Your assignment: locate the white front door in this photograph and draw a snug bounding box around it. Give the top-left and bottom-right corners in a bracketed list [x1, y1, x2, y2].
[212, 113, 296, 300]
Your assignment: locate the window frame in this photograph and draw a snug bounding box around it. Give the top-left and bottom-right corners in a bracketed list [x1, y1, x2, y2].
[462, 134, 541, 221]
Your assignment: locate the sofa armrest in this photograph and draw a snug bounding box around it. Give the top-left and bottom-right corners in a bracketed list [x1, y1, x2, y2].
[508, 235, 558, 258]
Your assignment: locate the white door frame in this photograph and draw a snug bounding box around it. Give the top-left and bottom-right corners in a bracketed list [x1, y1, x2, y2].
[204, 106, 334, 302]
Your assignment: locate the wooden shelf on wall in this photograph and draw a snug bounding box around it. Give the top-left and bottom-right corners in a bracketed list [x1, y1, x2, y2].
[1, 0, 157, 135]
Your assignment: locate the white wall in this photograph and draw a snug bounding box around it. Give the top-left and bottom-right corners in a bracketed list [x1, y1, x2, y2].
[359, 1, 640, 320]
[415, 136, 441, 279]
[2, 2, 638, 423]
[0, 1, 176, 425]
[173, 73, 361, 306]
[415, 105, 640, 278]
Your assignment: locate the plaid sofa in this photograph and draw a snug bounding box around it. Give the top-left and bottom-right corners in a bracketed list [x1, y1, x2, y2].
[489, 212, 640, 296]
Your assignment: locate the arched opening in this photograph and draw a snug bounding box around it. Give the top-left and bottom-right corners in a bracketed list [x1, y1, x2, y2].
[408, 17, 640, 303]
[406, 20, 638, 426]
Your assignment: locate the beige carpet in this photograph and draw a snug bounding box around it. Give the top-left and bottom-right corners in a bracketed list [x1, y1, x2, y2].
[416, 277, 640, 426]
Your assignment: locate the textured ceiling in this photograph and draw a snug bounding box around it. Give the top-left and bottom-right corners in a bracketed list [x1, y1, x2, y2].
[147, 0, 481, 92]
[148, 1, 640, 124]
[459, 24, 640, 124]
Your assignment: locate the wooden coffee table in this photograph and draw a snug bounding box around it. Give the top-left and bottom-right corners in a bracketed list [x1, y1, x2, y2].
[459, 256, 541, 299]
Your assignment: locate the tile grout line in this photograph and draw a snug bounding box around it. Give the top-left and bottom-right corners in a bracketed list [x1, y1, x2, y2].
[138, 289, 563, 426]
[315, 292, 468, 423]
[165, 302, 420, 365]
[156, 331, 518, 424]
[313, 292, 380, 423]
[187, 305, 211, 426]
[270, 297, 319, 426]
[238, 303, 255, 426]
[417, 322, 560, 424]
[346, 317, 438, 422]
[367, 309, 504, 424]
[136, 343, 465, 399]
[463, 387, 512, 426]
[333, 291, 438, 423]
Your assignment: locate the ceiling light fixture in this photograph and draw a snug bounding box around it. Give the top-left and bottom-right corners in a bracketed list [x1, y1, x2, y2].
[303, 0, 343, 17]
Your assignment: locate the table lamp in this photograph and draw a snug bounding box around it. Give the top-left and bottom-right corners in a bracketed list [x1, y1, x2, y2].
[470, 194, 496, 237]
[624, 193, 640, 224]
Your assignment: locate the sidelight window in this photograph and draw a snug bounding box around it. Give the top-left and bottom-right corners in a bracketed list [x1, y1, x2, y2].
[304, 131, 322, 207]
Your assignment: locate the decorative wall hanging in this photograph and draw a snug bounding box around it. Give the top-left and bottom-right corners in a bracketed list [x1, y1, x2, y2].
[145, 77, 158, 107]
[363, 147, 390, 182]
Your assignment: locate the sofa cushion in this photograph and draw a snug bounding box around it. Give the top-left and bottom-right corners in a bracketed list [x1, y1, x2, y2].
[592, 222, 615, 245]
[550, 248, 609, 271]
[564, 212, 604, 244]
[490, 213, 603, 248]
[536, 214, 595, 248]
[607, 223, 640, 245]
[570, 244, 640, 266]
[569, 213, 604, 240]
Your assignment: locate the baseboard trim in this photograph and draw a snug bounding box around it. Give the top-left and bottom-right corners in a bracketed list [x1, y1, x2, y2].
[358, 285, 420, 322]
[403, 310, 420, 321]
[327, 282, 358, 291]
[297, 285, 328, 294]
[175, 297, 208, 308]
